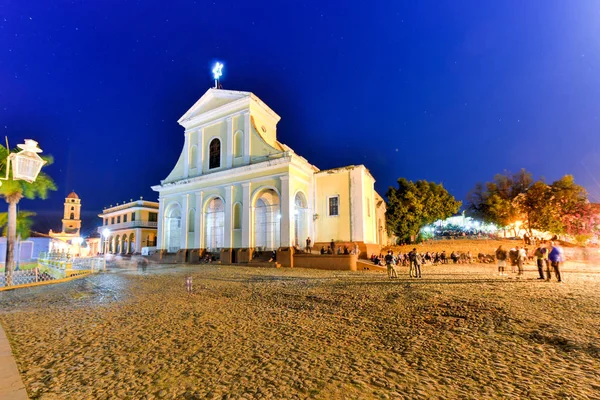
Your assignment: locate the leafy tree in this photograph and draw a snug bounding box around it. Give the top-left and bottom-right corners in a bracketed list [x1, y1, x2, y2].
[471, 170, 598, 239]
[386, 178, 461, 242]
[467, 169, 533, 230]
[0, 210, 36, 239]
[0, 144, 56, 285]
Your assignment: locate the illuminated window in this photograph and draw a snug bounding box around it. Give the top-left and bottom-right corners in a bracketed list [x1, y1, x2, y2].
[328, 196, 339, 217]
[209, 138, 221, 169]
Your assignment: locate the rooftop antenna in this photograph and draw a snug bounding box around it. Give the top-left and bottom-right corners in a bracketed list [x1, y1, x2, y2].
[212, 62, 223, 89]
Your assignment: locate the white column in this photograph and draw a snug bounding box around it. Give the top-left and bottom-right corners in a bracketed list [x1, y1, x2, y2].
[194, 191, 203, 248]
[279, 176, 293, 247]
[157, 198, 165, 250]
[349, 167, 365, 242]
[197, 127, 204, 173]
[243, 112, 251, 164]
[183, 130, 190, 178]
[226, 117, 233, 168]
[224, 185, 233, 248]
[181, 194, 189, 250]
[242, 182, 251, 248]
[135, 228, 141, 253]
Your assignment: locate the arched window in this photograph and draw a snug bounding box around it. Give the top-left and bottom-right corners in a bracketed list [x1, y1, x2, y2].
[234, 131, 243, 158]
[233, 203, 241, 229]
[70, 206, 74, 211]
[190, 145, 198, 169]
[70, 213, 74, 219]
[209, 138, 221, 169]
[188, 209, 195, 233]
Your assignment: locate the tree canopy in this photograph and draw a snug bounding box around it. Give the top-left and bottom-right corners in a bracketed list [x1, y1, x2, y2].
[0, 210, 36, 239]
[468, 170, 598, 238]
[386, 178, 462, 242]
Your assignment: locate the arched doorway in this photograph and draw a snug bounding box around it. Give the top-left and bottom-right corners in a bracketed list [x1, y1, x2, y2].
[205, 197, 224, 251]
[121, 234, 128, 254]
[115, 236, 121, 254]
[165, 204, 182, 253]
[253, 189, 280, 250]
[294, 192, 309, 248]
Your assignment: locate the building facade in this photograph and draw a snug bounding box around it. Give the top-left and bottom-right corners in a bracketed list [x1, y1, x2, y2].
[49, 191, 83, 255]
[152, 88, 386, 260]
[98, 199, 159, 254]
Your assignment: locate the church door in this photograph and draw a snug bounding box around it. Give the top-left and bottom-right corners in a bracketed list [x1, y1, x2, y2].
[205, 197, 224, 251]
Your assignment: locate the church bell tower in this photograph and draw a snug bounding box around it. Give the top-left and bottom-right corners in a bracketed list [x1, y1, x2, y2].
[62, 191, 82, 234]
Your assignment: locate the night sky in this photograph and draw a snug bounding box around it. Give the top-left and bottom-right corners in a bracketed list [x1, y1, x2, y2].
[2, 0, 600, 237]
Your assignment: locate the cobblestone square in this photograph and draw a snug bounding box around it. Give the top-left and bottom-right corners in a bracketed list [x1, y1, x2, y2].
[1, 263, 599, 399]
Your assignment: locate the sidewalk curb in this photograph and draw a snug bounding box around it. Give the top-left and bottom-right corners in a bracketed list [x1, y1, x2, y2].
[0, 323, 28, 399]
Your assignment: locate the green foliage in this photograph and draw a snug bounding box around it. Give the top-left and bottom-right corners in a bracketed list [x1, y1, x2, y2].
[0, 210, 36, 239]
[469, 170, 598, 237]
[467, 169, 532, 228]
[0, 144, 57, 203]
[386, 178, 462, 242]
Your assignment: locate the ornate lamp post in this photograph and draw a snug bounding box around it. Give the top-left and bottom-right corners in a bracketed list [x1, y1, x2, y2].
[2, 140, 46, 286]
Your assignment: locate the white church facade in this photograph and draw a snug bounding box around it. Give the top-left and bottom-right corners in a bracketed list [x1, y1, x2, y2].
[152, 88, 386, 265]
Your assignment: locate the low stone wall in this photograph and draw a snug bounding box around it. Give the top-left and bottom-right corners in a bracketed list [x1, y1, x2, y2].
[312, 241, 380, 260]
[293, 254, 358, 271]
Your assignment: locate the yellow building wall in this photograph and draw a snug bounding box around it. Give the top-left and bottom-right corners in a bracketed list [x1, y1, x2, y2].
[315, 171, 351, 242]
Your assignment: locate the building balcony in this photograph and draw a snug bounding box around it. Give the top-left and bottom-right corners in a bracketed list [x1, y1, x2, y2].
[98, 220, 158, 233]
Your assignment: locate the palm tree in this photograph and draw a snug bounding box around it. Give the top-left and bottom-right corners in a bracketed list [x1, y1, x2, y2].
[0, 210, 36, 239]
[0, 144, 56, 285]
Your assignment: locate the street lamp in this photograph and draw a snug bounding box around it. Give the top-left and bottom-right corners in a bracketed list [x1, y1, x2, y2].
[2, 140, 46, 286]
[102, 228, 111, 271]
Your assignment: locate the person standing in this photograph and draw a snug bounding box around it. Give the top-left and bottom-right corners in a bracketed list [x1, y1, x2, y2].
[330, 239, 336, 255]
[409, 248, 421, 278]
[385, 251, 397, 279]
[305, 237, 312, 253]
[534, 243, 547, 280]
[548, 241, 564, 282]
[516, 246, 526, 277]
[495, 245, 507, 276]
[185, 275, 193, 296]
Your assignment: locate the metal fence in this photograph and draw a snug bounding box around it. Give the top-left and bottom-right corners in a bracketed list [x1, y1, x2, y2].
[1, 252, 105, 289]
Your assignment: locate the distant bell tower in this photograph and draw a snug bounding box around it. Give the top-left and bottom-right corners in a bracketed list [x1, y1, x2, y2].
[62, 191, 82, 234]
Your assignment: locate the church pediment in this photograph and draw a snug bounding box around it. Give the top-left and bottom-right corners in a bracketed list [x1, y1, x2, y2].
[178, 89, 252, 126]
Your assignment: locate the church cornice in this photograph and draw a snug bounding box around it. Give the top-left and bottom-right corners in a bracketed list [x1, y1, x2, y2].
[152, 154, 293, 193]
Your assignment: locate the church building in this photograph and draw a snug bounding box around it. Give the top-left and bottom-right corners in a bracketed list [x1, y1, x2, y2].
[152, 88, 386, 264]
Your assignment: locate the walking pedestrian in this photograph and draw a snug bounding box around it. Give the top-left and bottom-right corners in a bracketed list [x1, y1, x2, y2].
[548, 241, 564, 282]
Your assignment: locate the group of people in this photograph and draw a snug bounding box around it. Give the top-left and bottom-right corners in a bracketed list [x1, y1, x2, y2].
[495, 240, 564, 281]
[382, 249, 423, 279]
[371, 250, 474, 267]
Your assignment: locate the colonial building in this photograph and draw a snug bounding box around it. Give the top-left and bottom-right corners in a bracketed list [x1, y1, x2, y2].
[98, 199, 159, 254]
[151, 88, 386, 263]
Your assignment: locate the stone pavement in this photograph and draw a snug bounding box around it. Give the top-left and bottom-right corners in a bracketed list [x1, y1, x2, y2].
[0, 323, 27, 399]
